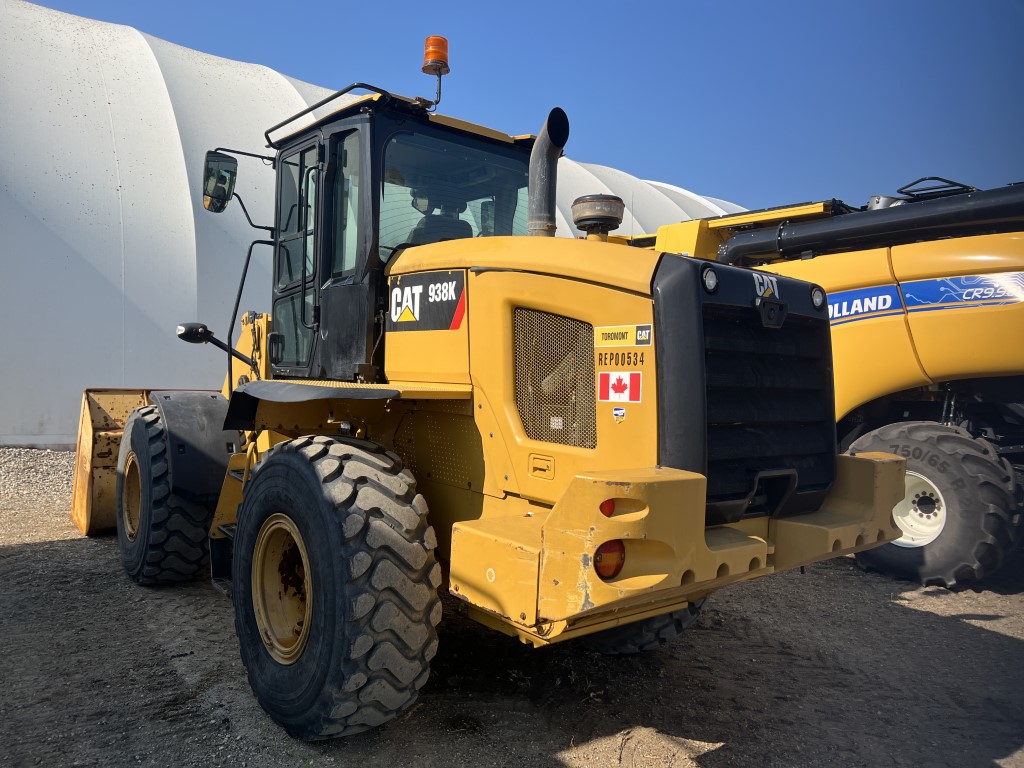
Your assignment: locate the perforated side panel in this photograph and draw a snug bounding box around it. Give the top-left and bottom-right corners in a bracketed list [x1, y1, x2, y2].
[513, 309, 596, 449]
[395, 409, 482, 489]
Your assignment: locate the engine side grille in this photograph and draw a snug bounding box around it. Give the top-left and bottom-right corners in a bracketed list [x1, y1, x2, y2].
[703, 304, 835, 504]
[514, 308, 596, 449]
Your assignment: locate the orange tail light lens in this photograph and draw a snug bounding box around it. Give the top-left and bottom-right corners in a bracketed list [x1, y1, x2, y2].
[594, 540, 625, 580]
[599, 499, 616, 517]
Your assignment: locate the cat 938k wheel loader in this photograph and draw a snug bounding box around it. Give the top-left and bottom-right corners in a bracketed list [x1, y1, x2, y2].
[70, 39, 904, 740]
[643, 177, 1024, 589]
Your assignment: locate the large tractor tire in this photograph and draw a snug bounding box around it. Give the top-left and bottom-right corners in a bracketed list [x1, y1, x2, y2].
[850, 421, 1017, 588]
[581, 600, 704, 656]
[232, 435, 442, 740]
[116, 406, 212, 584]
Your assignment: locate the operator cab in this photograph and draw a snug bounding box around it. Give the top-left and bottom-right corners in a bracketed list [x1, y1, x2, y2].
[265, 95, 531, 383]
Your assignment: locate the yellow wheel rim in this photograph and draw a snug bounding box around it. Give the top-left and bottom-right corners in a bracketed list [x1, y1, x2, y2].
[122, 452, 141, 542]
[252, 513, 313, 665]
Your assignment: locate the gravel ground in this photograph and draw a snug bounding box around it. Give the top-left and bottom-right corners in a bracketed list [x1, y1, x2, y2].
[2, 447, 1023, 768]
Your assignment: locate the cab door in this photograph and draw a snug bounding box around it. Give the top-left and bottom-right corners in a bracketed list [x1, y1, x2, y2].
[315, 128, 376, 381]
[271, 142, 321, 377]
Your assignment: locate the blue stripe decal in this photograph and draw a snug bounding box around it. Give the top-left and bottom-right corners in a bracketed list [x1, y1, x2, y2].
[828, 272, 1024, 326]
[827, 285, 903, 325]
[901, 272, 1024, 313]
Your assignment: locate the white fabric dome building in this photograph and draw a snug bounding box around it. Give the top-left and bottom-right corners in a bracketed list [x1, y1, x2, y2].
[0, 0, 741, 446]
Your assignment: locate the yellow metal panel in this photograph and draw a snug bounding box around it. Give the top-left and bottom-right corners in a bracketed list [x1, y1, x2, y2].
[385, 270, 470, 383]
[770, 452, 904, 570]
[386, 382, 473, 398]
[650, 208, 832, 261]
[909, 303, 1024, 382]
[388, 236, 661, 297]
[210, 452, 246, 538]
[466, 269, 659, 505]
[449, 454, 902, 641]
[891, 232, 1024, 281]
[386, 328, 471, 383]
[537, 469, 768, 623]
[763, 247, 893, 293]
[223, 313, 271, 396]
[450, 515, 543, 627]
[391, 401, 485, 561]
[705, 202, 831, 229]
[830, 317, 930, 419]
[890, 234, 1024, 382]
[652, 220, 724, 261]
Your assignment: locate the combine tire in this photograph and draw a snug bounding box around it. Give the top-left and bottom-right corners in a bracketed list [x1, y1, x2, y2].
[115, 406, 212, 584]
[850, 421, 1017, 588]
[232, 436, 442, 740]
[582, 600, 704, 656]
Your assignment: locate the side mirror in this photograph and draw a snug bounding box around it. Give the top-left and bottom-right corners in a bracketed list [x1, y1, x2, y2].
[176, 322, 214, 343]
[202, 150, 238, 213]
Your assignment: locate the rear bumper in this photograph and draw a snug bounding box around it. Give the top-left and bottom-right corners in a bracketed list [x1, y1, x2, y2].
[449, 451, 904, 645]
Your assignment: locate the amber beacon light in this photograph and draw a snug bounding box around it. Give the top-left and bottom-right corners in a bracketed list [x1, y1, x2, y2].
[422, 36, 450, 76]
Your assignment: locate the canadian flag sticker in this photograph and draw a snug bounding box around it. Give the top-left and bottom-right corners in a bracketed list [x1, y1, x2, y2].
[598, 372, 642, 403]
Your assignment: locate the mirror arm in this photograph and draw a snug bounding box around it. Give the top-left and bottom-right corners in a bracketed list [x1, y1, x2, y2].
[207, 335, 256, 369]
[213, 146, 274, 164]
[232, 193, 275, 235]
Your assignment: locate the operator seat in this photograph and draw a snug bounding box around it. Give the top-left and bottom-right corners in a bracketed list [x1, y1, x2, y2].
[406, 214, 473, 246]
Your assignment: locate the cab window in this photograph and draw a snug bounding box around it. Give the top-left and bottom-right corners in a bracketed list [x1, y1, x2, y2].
[330, 131, 362, 277]
[277, 146, 318, 287]
[378, 131, 529, 257]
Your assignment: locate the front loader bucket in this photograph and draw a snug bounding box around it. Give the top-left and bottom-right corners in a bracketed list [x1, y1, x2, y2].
[71, 389, 150, 535]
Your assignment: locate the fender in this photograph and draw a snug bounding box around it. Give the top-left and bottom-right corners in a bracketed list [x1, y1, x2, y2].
[224, 380, 401, 431]
[148, 390, 238, 507]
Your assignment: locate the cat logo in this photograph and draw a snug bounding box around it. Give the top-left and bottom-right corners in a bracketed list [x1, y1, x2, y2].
[753, 273, 780, 299]
[391, 285, 424, 322]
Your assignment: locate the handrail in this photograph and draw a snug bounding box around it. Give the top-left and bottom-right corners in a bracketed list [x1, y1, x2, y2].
[265, 82, 391, 148]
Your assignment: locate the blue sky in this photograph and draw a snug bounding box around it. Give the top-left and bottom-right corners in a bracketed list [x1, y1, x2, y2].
[37, 0, 1024, 210]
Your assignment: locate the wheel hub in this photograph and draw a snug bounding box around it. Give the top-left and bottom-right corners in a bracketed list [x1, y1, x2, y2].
[121, 452, 141, 542]
[252, 513, 313, 665]
[892, 471, 947, 548]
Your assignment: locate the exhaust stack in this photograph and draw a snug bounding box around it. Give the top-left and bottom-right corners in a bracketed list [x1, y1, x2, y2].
[528, 108, 570, 237]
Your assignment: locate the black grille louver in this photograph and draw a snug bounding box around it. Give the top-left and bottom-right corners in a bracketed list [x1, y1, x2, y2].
[652, 255, 837, 526]
[703, 303, 835, 502]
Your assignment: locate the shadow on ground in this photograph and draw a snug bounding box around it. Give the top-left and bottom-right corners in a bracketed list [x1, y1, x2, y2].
[2, 534, 1022, 768]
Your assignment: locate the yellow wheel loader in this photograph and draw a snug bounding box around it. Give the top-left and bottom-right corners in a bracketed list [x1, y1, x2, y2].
[643, 177, 1024, 588]
[71, 40, 904, 739]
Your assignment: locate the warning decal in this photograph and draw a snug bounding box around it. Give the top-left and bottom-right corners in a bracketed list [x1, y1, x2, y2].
[386, 270, 466, 332]
[598, 371, 642, 403]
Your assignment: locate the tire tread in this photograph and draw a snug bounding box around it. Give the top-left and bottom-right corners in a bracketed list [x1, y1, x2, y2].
[236, 435, 441, 740]
[852, 421, 1016, 587]
[118, 406, 211, 585]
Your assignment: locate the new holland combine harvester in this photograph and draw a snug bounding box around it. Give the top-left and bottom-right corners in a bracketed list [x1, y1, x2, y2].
[71, 39, 903, 739]
[640, 178, 1024, 588]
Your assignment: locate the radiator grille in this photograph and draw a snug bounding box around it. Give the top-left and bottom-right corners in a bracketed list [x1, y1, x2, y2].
[514, 308, 596, 449]
[702, 304, 835, 502]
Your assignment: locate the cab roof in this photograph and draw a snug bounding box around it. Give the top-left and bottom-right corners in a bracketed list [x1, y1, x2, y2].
[266, 86, 533, 150]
